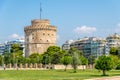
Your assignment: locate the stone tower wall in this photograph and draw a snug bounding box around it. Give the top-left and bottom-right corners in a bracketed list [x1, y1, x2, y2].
[24, 19, 57, 57]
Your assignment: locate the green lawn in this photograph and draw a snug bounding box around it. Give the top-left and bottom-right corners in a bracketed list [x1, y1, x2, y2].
[0, 69, 120, 80]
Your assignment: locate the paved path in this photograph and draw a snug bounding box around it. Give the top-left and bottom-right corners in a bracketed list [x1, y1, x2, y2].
[86, 76, 120, 80]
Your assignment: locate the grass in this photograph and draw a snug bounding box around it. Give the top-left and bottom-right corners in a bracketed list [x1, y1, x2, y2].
[0, 69, 120, 80]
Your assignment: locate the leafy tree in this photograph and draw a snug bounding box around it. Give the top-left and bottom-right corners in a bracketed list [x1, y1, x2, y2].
[109, 55, 119, 68]
[38, 55, 43, 63]
[88, 55, 96, 68]
[116, 47, 120, 59]
[67, 47, 82, 72]
[17, 56, 24, 65]
[110, 47, 118, 55]
[61, 56, 72, 71]
[29, 53, 40, 64]
[71, 52, 80, 73]
[95, 55, 114, 76]
[116, 60, 120, 70]
[0, 55, 2, 66]
[51, 53, 60, 64]
[68, 47, 83, 56]
[11, 44, 23, 55]
[80, 56, 88, 70]
[42, 53, 51, 65]
[3, 52, 12, 65]
[43, 46, 63, 65]
[24, 57, 31, 64]
[46, 46, 60, 56]
[58, 50, 67, 58]
[10, 44, 23, 65]
[51, 50, 67, 65]
[29, 53, 39, 58]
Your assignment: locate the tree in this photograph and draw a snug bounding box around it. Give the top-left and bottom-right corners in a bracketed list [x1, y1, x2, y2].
[24, 57, 31, 64]
[95, 55, 114, 76]
[116, 47, 120, 59]
[110, 47, 118, 55]
[109, 55, 119, 69]
[10, 44, 23, 55]
[80, 56, 88, 70]
[29, 53, 40, 64]
[71, 52, 80, 73]
[68, 47, 81, 72]
[61, 56, 72, 71]
[51, 53, 60, 64]
[42, 53, 51, 65]
[58, 50, 67, 58]
[68, 47, 83, 56]
[46, 46, 60, 56]
[38, 55, 43, 63]
[10, 44, 23, 66]
[88, 55, 96, 68]
[0, 55, 2, 66]
[3, 52, 11, 65]
[116, 60, 120, 70]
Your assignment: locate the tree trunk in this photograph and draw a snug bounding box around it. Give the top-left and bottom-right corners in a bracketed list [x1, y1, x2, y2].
[103, 70, 106, 76]
[74, 66, 77, 73]
[74, 69, 77, 73]
[64, 65, 67, 71]
[82, 65, 84, 70]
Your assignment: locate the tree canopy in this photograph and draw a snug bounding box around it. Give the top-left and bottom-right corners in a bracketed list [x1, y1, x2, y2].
[110, 47, 118, 55]
[95, 55, 114, 76]
[61, 55, 72, 71]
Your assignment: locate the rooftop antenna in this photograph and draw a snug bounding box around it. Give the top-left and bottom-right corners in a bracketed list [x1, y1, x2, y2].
[40, 3, 42, 20]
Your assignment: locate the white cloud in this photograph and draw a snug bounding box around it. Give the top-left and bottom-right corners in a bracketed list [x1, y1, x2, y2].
[73, 25, 97, 34]
[9, 34, 24, 39]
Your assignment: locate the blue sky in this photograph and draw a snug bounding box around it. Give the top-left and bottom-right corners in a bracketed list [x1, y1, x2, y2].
[0, 0, 120, 45]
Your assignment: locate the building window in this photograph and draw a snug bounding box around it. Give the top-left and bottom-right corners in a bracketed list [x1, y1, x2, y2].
[43, 33, 45, 35]
[47, 40, 49, 42]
